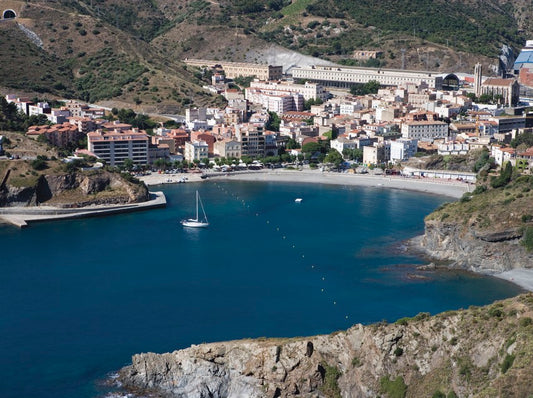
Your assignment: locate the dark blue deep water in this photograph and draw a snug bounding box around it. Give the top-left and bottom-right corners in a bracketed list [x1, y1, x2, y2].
[0, 181, 523, 397]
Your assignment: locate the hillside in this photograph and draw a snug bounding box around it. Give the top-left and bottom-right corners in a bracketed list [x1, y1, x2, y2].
[118, 293, 533, 397]
[1, 0, 532, 110]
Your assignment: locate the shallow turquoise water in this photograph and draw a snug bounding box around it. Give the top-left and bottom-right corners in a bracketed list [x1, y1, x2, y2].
[0, 181, 523, 397]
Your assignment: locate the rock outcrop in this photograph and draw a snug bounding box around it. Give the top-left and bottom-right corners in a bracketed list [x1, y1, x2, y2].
[117, 294, 533, 397]
[0, 170, 149, 207]
[414, 219, 533, 274]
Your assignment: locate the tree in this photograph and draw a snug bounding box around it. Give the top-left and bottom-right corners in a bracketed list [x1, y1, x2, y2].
[324, 149, 343, 168]
[122, 158, 134, 171]
[350, 80, 381, 96]
[286, 138, 300, 149]
[266, 111, 281, 132]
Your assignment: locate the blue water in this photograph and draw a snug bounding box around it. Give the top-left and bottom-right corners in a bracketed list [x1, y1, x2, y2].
[0, 181, 523, 397]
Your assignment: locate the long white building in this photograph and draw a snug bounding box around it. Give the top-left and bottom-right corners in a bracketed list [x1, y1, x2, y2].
[248, 80, 329, 101]
[292, 65, 443, 89]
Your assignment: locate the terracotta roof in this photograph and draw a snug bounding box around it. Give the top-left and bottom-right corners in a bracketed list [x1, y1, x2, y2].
[483, 78, 516, 87]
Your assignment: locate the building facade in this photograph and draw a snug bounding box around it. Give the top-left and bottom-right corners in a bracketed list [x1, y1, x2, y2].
[401, 121, 448, 140]
[87, 129, 149, 166]
[184, 140, 209, 163]
[292, 65, 443, 89]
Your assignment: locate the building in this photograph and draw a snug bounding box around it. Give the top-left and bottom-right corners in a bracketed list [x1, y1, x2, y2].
[214, 139, 242, 159]
[353, 50, 382, 60]
[488, 115, 526, 134]
[248, 80, 329, 101]
[27, 123, 84, 148]
[390, 138, 418, 162]
[474, 63, 483, 97]
[513, 40, 533, 88]
[401, 121, 448, 141]
[184, 59, 283, 81]
[291, 65, 443, 89]
[437, 142, 470, 155]
[363, 142, 390, 165]
[87, 129, 149, 166]
[235, 123, 265, 158]
[480, 78, 520, 107]
[330, 137, 357, 155]
[184, 140, 209, 163]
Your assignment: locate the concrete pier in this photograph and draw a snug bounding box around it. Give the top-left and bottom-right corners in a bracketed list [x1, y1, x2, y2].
[0, 191, 166, 228]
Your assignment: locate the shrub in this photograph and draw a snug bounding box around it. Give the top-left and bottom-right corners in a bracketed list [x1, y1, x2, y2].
[319, 362, 342, 398]
[501, 353, 515, 374]
[394, 347, 404, 357]
[380, 376, 407, 398]
[31, 158, 48, 170]
[519, 317, 532, 327]
[432, 392, 446, 398]
[521, 227, 533, 252]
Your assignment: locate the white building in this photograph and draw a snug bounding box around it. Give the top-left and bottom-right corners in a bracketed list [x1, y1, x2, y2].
[292, 65, 443, 89]
[184, 140, 209, 162]
[331, 137, 357, 155]
[438, 142, 470, 155]
[248, 80, 329, 101]
[401, 121, 448, 141]
[235, 123, 265, 158]
[363, 142, 390, 165]
[390, 138, 418, 162]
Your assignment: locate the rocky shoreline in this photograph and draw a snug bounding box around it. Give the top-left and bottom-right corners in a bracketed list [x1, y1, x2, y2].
[116, 294, 533, 397]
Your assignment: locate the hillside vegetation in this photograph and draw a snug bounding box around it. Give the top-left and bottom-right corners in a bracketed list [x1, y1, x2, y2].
[1, 0, 532, 109]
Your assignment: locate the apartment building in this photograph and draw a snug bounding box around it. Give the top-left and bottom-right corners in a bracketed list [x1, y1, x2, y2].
[235, 123, 265, 158]
[27, 123, 84, 148]
[390, 138, 418, 162]
[184, 140, 209, 163]
[214, 139, 242, 159]
[87, 128, 149, 166]
[401, 121, 448, 140]
[363, 142, 390, 165]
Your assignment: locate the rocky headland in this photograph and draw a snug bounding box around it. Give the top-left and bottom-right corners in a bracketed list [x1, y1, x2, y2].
[0, 164, 149, 208]
[117, 294, 533, 397]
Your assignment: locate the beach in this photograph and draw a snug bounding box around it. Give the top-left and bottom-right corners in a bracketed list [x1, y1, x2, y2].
[140, 168, 470, 199]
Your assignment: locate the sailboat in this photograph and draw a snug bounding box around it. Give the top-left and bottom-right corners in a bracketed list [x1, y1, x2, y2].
[181, 190, 209, 228]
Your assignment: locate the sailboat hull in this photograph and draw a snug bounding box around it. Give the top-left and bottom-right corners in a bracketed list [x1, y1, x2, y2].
[181, 219, 209, 228]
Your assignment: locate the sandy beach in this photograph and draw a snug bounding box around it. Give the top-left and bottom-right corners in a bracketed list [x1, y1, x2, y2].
[140, 168, 470, 199]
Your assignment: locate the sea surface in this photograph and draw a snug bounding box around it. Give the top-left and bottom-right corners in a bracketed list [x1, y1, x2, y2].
[0, 181, 524, 398]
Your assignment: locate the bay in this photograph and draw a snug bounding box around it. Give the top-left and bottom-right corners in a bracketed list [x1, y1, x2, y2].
[0, 181, 523, 397]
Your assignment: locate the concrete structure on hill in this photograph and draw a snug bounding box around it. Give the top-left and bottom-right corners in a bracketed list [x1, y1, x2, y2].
[87, 129, 149, 166]
[291, 65, 443, 89]
[184, 59, 283, 81]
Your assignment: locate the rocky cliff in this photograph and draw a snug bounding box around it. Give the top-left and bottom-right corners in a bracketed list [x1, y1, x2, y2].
[117, 294, 533, 397]
[0, 168, 149, 207]
[411, 175, 533, 274]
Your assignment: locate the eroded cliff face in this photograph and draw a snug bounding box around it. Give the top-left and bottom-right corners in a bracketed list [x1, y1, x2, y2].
[416, 219, 533, 273]
[0, 171, 149, 207]
[117, 294, 533, 398]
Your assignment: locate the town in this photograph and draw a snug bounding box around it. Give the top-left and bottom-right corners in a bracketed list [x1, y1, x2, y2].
[2, 41, 533, 179]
